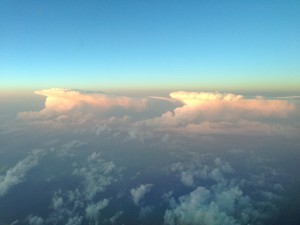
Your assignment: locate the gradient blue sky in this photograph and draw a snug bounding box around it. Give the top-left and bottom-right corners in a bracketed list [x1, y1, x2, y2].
[1, 0, 300, 93]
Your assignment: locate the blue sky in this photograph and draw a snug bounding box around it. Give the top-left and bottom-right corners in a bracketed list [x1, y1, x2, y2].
[1, 0, 300, 93]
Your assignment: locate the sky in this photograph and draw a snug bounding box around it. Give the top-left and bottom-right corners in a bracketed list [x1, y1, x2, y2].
[1, 0, 300, 93]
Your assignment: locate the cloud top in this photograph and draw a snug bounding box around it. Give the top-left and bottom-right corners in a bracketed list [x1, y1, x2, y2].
[35, 88, 147, 112]
[170, 91, 294, 118]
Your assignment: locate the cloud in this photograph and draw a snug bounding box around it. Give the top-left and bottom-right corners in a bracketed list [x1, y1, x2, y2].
[166, 91, 294, 122]
[85, 199, 109, 221]
[108, 211, 123, 224]
[27, 215, 44, 225]
[164, 184, 257, 225]
[57, 140, 85, 157]
[165, 152, 289, 225]
[144, 91, 296, 137]
[17, 89, 298, 139]
[26, 152, 119, 225]
[36, 88, 147, 111]
[73, 152, 117, 200]
[131, 184, 153, 206]
[52, 195, 64, 210]
[180, 171, 195, 187]
[65, 216, 83, 225]
[139, 205, 154, 218]
[0, 151, 43, 197]
[18, 88, 147, 122]
[171, 157, 234, 187]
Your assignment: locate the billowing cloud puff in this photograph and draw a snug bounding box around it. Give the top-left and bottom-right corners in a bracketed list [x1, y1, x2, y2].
[164, 184, 257, 225]
[131, 184, 153, 206]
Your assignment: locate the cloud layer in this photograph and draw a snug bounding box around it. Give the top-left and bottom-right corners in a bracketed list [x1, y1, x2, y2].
[18, 89, 297, 138]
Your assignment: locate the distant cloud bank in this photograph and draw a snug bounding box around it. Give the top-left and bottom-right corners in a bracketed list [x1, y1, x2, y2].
[17, 88, 298, 139]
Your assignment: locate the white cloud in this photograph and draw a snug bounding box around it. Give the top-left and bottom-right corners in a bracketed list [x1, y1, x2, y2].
[143, 91, 296, 137]
[0, 151, 42, 197]
[108, 211, 123, 224]
[131, 184, 153, 206]
[164, 184, 256, 225]
[52, 195, 64, 210]
[65, 216, 83, 225]
[18, 88, 148, 123]
[73, 152, 117, 200]
[180, 171, 195, 187]
[17, 89, 299, 141]
[35, 88, 147, 112]
[169, 91, 294, 118]
[27, 215, 44, 225]
[25, 151, 121, 225]
[171, 158, 235, 187]
[85, 199, 109, 220]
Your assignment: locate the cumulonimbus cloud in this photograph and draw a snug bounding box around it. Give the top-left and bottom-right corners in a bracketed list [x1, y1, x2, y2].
[18, 88, 148, 121]
[143, 91, 296, 136]
[169, 91, 294, 120]
[35, 88, 147, 112]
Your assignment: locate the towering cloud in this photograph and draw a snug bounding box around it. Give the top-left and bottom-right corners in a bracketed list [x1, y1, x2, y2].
[146, 91, 295, 136]
[168, 91, 294, 121]
[18, 88, 147, 122]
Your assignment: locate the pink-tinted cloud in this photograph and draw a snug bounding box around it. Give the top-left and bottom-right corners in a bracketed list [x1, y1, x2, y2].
[36, 88, 147, 112]
[18, 89, 147, 121]
[156, 92, 294, 125]
[18, 89, 297, 137]
[143, 91, 296, 136]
